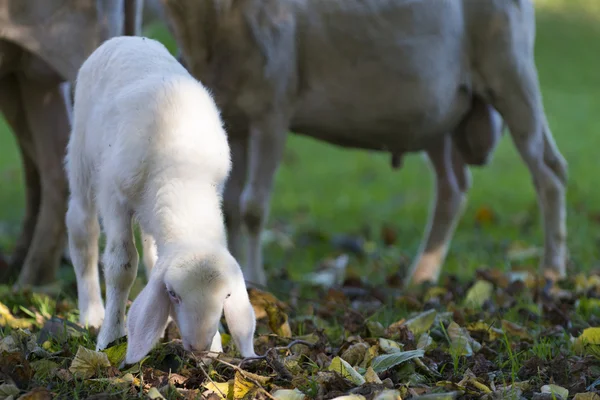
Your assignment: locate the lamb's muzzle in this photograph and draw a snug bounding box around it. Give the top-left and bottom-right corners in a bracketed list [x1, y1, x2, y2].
[65, 35, 257, 365]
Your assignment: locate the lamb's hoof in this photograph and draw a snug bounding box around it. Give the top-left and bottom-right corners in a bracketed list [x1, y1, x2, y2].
[80, 307, 106, 330]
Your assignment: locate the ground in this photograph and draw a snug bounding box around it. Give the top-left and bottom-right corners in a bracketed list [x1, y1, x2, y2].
[0, 0, 599, 399]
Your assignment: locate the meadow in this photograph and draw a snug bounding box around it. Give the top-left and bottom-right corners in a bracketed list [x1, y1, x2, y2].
[0, 1, 599, 399]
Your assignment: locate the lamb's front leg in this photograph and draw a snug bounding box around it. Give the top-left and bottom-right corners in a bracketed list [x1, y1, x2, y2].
[96, 201, 139, 350]
[405, 136, 470, 287]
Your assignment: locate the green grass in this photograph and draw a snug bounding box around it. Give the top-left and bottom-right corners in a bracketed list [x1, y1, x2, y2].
[1, 3, 599, 285]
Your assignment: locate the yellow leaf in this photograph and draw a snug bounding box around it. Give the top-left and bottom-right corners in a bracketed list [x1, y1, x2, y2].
[463, 281, 494, 309]
[146, 387, 166, 399]
[328, 356, 366, 385]
[378, 338, 402, 354]
[466, 322, 503, 342]
[272, 389, 306, 400]
[248, 288, 288, 320]
[364, 367, 382, 384]
[448, 322, 473, 357]
[403, 309, 437, 337]
[68, 345, 111, 379]
[359, 345, 379, 369]
[373, 390, 402, 400]
[90, 373, 139, 389]
[266, 303, 292, 338]
[341, 342, 369, 365]
[501, 320, 531, 340]
[0, 302, 33, 329]
[573, 393, 600, 400]
[202, 381, 233, 399]
[575, 327, 600, 358]
[424, 287, 447, 302]
[233, 371, 261, 399]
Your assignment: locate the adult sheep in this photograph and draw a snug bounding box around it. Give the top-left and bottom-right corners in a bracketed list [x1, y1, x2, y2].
[160, 0, 568, 287]
[0, 0, 143, 286]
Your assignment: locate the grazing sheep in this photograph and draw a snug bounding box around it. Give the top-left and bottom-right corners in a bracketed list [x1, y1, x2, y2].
[65, 36, 256, 364]
[160, 0, 568, 287]
[0, 0, 143, 286]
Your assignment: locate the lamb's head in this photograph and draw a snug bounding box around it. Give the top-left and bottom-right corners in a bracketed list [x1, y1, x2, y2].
[125, 245, 256, 364]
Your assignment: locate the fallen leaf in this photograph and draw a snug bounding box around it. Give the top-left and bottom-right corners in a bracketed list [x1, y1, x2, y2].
[248, 288, 289, 320]
[417, 333, 434, 351]
[373, 390, 402, 400]
[68, 345, 111, 379]
[29, 360, 58, 379]
[233, 371, 263, 399]
[0, 384, 20, 400]
[15, 387, 52, 400]
[574, 327, 600, 358]
[272, 389, 306, 400]
[475, 206, 496, 225]
[102, 341, 128, 367]
[573, 394, 600, 400]
[366, 320, 386, 337]
[541, 384, 568, 400]
[329, 396, 366, 400]
[463, 280, 494, 309]
[403, 310, 437, 337]
[447, 322, 473, 357]
[267, 307, 292, 338]
[378, 338, 402, 354]
[341, 342, 369, 365]
[0, 302, 33, 329]
[328, 356, 366, 385]
[90, 373, 139, 389]
[146, 387, 166, 399]
[412, 392, 458, 399]
[501, 320, 531, 340]
[364, 366, 382, 384]
[202, 381, 232, 399]
[370, 349, 424, 373]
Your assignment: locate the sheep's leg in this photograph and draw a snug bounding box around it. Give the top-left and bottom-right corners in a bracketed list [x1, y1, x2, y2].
[96, 200, 139, 350]
[484, 62, 567, 281]
[141, 229, 158, 281]
[240, 116, 288, 287]
[405, 136, 471, 286]
[15, 76, 70, 286]
[0, 75, 41, 280]
[224, 135, 249, 265]
[66, 196, 104, 328]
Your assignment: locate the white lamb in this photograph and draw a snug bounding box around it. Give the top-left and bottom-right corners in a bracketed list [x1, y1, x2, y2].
[64, 35, 257, 364]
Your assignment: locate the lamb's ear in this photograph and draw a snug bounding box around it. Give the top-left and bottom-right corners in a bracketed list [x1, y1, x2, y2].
[224, 267, 257, 357]
[125, 276, 171, 364]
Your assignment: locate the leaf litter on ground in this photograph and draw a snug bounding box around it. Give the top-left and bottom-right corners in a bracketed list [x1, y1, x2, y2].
[1, 262, 600, 399]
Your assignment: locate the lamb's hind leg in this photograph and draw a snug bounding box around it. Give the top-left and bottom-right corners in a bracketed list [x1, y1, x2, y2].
[96, 197, 139, 350]
[405, 136, 471, 286]
[484, 59, 567, 281]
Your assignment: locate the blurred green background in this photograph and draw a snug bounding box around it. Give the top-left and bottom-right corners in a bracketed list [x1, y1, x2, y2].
[0, 0, 598, 286]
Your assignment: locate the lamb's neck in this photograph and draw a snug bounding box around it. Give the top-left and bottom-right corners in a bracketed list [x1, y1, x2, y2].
[146, 179, 227, 251]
